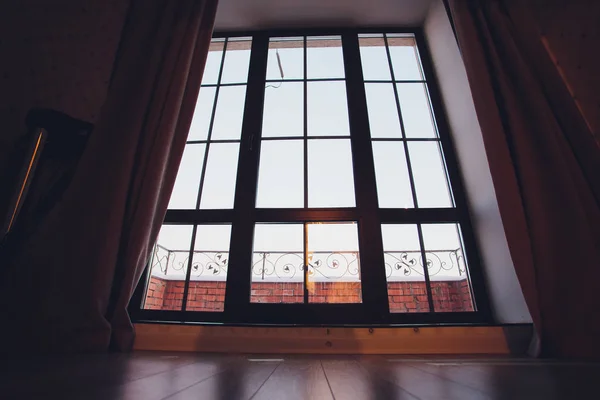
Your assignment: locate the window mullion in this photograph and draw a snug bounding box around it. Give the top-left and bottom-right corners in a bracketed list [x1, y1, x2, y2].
[341, 33, 389, 316]
[224, 34, 270, 317]
[383, 33, 436, 312]
[412, 31, 492, 317]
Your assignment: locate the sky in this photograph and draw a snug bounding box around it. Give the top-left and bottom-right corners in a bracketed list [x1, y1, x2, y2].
[152, 35, 466, 281]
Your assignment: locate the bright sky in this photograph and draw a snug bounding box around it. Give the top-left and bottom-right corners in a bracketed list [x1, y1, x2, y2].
[153, 34, 466, 280]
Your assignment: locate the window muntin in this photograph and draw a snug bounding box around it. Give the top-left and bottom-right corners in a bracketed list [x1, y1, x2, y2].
[168, 37, 252, 211]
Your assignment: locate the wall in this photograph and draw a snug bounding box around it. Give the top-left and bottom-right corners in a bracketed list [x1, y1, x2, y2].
[214, 0, 433, 31]
[423, 0, 532, 323]
[145, 277, 473, 313]
[0, 0, 129, 178]
[251, 282, 363, 304]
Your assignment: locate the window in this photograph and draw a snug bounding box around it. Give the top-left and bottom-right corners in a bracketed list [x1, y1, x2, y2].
[132, 30, 489, 325]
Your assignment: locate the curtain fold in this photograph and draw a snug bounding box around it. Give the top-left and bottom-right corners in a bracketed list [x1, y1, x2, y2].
[448, 0, 600, 358]
[0, 0, 218, 352]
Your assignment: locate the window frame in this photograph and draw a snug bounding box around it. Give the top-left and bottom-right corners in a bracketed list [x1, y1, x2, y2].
[129, 27, 492, 326]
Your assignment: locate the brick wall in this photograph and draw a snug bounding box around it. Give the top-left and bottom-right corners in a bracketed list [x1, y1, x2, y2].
[308, 282, 362, 304]
[144, 277, 473, 313]
[186, 282, 226, 312]
[250, 282, 362, 304]
[250, 282, 303, 303]
[144, 278, 226, 312]
[387, 281, 473, 313]
[144, 277, 167, 310]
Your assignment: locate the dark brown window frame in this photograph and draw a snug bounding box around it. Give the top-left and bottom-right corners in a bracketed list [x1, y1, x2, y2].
[129, 28, 492, 326]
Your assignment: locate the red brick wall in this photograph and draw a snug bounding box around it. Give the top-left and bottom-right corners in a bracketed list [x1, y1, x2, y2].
[308, 282, 362, 304]
[387, 280, 473, 313]
[433, 280, 474, 312]
[251, 282, 303, 303]
[144, 277, 473, 313]
[186, 281, 226, 312]
[144, 278, 226, 312]
[250, 282, 362, 303]
[144, 277, 167, 310]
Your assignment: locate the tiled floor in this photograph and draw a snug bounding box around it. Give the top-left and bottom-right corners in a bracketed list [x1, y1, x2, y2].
[1, 352, 598, 399]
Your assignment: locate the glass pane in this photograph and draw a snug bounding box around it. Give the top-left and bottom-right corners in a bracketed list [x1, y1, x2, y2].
[201, 40, 224, 85]
[220, 37, 252, 84]
[308, 139, 356, 208]
[168, 144, 206, 209]
[262, 82, 303, 138]
[407, 142, 453, 208]
[144, 225, 193, 311]
[187, 87, 216, 141]
[199, 143, 240, 209]
[251, 224, 304, 303]
[364, 83, 402, 138]
[267, 37, 303, 80]
[381, 224, 430, 313]
[307, 223, 361, 303]
[359, 34, 391, 81]
[307, 81, 350, 136]
[307, 36, 345, 79]
[387, 35, 422, 81]
[256, 140, 303, 208]
[211, 85, 247, 140]
[421, 224, 474, 312]
[186, 225, 232, 312]
[372, 142, 414, 208]
[396, 83, 436, 138]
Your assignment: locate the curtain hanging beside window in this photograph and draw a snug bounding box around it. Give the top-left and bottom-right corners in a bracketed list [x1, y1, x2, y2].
[0, 0, 219, 352]
[447, 0, 600, 358]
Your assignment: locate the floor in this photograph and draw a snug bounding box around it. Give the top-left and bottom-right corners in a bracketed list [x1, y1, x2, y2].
[1, 352, 598, 399]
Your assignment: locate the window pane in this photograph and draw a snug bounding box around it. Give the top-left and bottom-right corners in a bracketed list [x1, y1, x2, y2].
[262, 82, 303, 138]
[387, 35, 423, 81]
[308, 139, 356, 207]
[168, 144, 206, 209]
[201, 40, 224, 85]
[421, 224, 474, 312]
[407, 142, 453, 208]
[365, 83, 402, 138]
[187, 87, 216, 141]
[381, 224, 430, 313]
[199, 143, 240, 209]
[307, 81, 350, 136]
[396, 83, 436, 138]
[372, 142, 414, 208]
[220, 38, 252, 84]
[144, 225, 193, 311]
[251, 224, 304, 303]
[256, 140, 303, 208]
[186, 225, 232, 312]
[211, 85, 247, 140]
[267, 37, 303, 80]
[307, 36, 345, 79]
[307, 223, 361, 303]
[359, 34, 391, 81]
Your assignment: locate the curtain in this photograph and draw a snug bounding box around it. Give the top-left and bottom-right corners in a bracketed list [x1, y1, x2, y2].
[448, 0, 600, 358]
[0, 0, 218, 352]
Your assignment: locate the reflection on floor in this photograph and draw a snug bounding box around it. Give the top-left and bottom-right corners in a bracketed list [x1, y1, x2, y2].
[1, 352, 598, 399]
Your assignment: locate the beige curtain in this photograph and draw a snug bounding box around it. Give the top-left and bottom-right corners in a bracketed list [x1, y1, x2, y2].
[448, 0, 600, 358]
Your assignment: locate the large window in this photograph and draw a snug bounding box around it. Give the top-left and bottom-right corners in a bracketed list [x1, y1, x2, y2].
[131, 30, 489, 325]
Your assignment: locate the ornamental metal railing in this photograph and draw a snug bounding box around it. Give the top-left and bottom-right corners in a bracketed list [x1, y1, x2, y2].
[149, 244, 466, 282]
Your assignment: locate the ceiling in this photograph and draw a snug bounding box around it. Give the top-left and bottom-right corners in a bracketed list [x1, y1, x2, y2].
[214, 0, 434, 32]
